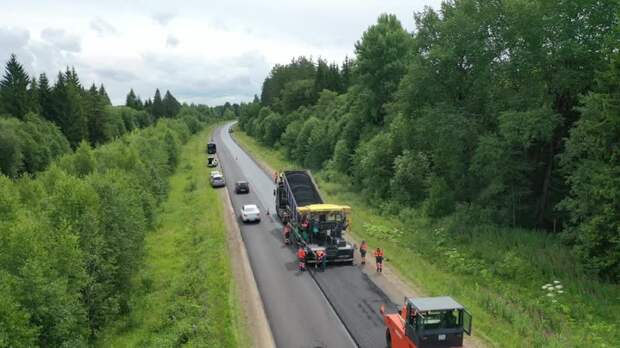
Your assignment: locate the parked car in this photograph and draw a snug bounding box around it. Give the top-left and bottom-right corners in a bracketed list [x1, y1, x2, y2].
[210, 174, 225, 187]
[207, 157, 218, 168]
[240, 204, 261, 223]
[210, 170, 221, 178]
[207, 142, 216, 154]
[235, 181, 250, 194]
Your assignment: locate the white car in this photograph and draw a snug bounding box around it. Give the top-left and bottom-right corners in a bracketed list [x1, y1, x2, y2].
[210, 170, 221, 178]
[240, 204, 261, 223]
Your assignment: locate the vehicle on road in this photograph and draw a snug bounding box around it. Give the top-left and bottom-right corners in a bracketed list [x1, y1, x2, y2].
[210, 174, 225, 187]
[235, 181, 250, 194]
[210, 170, 221, 178]
[381, 296, 472, 348]
[207, 156, 218, 167]
[275, 170, 354, 264]
[240, 204, 261, 223]
[207, 142, 216, 154]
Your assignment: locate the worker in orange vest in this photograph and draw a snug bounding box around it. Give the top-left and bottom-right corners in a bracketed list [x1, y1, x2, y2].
[374, 248, 384, 273]
[359, 240, 368, 265]
[297, 247, 307, 272]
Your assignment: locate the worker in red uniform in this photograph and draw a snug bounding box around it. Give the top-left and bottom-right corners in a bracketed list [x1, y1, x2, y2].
[297, 247, 306, 272]
[359, 240, 368, 265]
[374, 248, 384, 273]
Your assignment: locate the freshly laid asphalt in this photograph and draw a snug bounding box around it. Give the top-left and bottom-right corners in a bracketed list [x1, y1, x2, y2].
[214, 122, 397, 348]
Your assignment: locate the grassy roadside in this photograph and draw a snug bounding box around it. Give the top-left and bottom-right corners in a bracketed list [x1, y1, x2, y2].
[97, 125, 249, 347]
[233, 128, 619, 348]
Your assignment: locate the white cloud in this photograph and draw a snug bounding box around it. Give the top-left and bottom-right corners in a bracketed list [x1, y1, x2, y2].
[90, 17, 118, 37]
[41, 28, 81, 52]
[153, 12, 175, 26]
[166, 35, 179, 47]
[0, 0, 443, 105]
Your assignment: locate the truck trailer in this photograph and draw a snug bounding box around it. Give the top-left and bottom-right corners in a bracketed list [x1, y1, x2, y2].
[275, 170, 354, 264]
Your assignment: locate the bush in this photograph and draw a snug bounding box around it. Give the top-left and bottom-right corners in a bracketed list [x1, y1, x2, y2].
[424, 176, 455, 218]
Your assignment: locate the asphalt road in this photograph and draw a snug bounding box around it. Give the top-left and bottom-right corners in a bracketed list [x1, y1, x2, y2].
[214, 122, 397, 348]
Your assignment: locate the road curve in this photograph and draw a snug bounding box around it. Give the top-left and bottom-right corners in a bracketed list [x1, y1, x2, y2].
[214, 122, 397, 348]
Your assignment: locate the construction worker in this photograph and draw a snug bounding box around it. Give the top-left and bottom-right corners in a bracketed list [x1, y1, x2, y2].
[321, 250, 328, 272]
[374, 248, 384, 273]
[273, 171, 278, 183]
[315, 250, 327, 272]
[283, 223, 291, 245]
[297, 247, 306, 272]
[359, 240, 368, 265]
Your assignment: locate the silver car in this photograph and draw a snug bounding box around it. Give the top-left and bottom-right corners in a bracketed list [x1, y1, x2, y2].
[210, 174, 225, 187]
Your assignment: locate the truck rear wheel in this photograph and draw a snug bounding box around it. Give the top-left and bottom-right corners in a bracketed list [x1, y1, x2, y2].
[385, 328, 392, 348]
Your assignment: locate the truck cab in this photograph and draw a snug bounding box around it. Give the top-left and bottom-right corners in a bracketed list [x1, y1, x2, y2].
[382, 296, 472, 348]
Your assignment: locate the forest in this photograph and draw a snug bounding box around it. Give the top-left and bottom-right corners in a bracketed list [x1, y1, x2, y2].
[238, 0, 620, 281]
[0, 54, 230, 345]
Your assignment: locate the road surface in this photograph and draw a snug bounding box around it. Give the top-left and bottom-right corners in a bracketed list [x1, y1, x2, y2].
[214, 122, 397, 348]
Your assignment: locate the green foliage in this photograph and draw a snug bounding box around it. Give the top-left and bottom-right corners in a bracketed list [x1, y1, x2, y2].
[354, 14, 412, 125]
[0, 108, 213, 346]
[0, 114, 71, 177]
[560, 52, 620, 281]
[424, 176, 455, 218]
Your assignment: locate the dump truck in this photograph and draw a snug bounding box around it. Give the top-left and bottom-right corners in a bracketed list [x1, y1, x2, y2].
[275, 170, 354, 263]
[381, 296, 472, 348]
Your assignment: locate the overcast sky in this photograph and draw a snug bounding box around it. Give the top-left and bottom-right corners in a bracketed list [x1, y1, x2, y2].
[0, 0, 442, 106]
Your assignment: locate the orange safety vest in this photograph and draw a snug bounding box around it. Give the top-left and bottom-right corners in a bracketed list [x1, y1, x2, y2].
[360, 243, 368, 252]
[374, 250, 384, 257]
[297, 249, 306, 260]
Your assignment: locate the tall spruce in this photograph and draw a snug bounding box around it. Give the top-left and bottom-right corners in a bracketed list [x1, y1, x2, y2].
[125, 88, 142, 110]
[0, 54, 30, 119]
[85, 84, 108, 145]
[98, 84, 111, 105]
[151, 89, 164, 119]
[162, 90, 181, 117]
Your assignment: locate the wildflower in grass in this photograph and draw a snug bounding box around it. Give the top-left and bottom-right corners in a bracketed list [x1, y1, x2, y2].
[554, 280, 561, 284]
[547, 293, 554, 297]
[555, 285, 563, 289]
[558, 290, 564, 294]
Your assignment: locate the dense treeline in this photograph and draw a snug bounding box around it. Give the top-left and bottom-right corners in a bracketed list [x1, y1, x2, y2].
[0, 54, 186, 178]
[0, 105, 218, 346]
[239, 0, 620, 280]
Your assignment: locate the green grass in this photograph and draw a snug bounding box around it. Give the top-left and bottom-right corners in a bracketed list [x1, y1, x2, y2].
[233, 128, 620, 348]
[97, 125, 249, 347]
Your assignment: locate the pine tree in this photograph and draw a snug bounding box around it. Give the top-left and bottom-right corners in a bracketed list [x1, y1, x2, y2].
[53, 69, 87, 146]
[125, 88, 141, 110]
[162, 90, 181, 117]
[98, 84, 111, 105]
[39, 73, 53, 121]
[27, 77, 41, 114]
[340, 56, 353, 92]
[0, 54, 30, 119]
[151, 89, 164, 119]
[85, 84, 108, 145]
